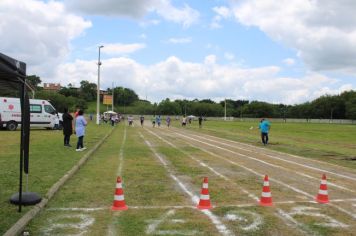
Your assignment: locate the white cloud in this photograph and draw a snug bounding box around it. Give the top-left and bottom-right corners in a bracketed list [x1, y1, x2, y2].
[101, 43, 146, 55]
[283, 58, 295, 66]
[0, 0, 91, 76]
[224, 52, 235, 61]
[167, 37, 192, 44]
[65, 0, 199, 27]
[231, 0, 356, 74]
[210, 6, 232, 29]
[213, 6, 232, 19]
[46, 55, 353, 104]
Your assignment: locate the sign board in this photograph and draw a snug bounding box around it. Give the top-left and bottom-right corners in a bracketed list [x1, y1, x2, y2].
[103, 95, 112, 105]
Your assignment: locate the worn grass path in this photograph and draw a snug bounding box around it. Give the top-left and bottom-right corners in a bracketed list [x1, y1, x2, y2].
[24, 120, 356, 235]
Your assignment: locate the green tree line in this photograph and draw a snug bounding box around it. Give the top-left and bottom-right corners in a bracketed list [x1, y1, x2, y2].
[1, 75, 355, 119]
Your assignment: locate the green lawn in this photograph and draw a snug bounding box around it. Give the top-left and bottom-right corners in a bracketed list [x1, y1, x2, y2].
[0, 121, 112, 235]
[172, 119, 356, 169]
[1, 119, 355, 235]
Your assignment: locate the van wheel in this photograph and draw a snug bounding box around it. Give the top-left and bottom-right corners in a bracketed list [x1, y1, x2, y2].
[7, 121, 18, 131]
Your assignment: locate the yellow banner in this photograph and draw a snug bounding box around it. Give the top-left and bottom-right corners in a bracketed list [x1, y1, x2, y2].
[103, 95, 113, 105]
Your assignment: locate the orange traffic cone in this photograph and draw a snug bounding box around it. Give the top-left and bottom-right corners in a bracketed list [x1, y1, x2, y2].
[111, 176, 128, 211]
[197, 177, 212, 209]
[316, 174, 329, 204]
[260, 175, 273, 206]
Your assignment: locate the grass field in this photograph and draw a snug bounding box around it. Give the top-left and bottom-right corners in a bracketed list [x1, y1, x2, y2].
[1, 119, 356, 235]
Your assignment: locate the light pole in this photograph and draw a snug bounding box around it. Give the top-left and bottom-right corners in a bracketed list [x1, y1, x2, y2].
[96, 45, 104, 125]
[224, 99, 227, 121]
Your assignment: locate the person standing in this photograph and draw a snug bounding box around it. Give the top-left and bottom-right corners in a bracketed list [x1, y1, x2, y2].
[54, 113, 60, 130]
[110, 115, 115, 126]
[140, 115, 145, 127]
[259, 118, 271, 145]
[182, 115, 187, 127]
[152, 116, 156, 127]
[166, 116, 171, 128]
[75, 110, 87, 151]
[156, 115, 161, 127]
[62, 108, 73, 147]
[198, 115, 203, 128]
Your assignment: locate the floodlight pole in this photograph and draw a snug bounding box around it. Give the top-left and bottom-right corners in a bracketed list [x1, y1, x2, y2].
[224, 99, 227, 121]
[96, 45, 104, 125]
[112, 82, 114, 112]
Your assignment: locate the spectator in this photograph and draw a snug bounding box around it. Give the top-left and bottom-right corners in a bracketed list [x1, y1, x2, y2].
[140, 115, 144, 127]
[54, 113, 60, 130]
[75, 110, 87, 151]
[182, 115, 187, 127]
[62, 108, 73, 147]
[198, 115, 203, 128]
[166, 116, 171, 128]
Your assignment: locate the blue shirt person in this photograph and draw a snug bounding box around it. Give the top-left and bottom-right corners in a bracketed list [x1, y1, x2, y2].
[258, 118, 271, 145]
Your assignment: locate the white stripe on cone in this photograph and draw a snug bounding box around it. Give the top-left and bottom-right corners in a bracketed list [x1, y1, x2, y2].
[200, 194, 210, 200]
[203, 183, 208, 188]
[262, 192, 271, 197]
[318, 190, 328, 195]
[114, 195, 125, 201]
[116, 183, 122, 188]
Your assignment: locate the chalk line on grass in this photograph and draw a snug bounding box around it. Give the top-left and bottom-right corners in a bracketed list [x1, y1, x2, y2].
[140, 132, 233, 236]
[187, 131, 356, 182]
[179, 131, 356, 193]
[108, 126, 127, 236]
[146, 128, 259, 202]
[169, 130, 356, 220]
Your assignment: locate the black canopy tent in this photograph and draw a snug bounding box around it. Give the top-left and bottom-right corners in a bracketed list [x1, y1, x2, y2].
[0, 52, 41, 212]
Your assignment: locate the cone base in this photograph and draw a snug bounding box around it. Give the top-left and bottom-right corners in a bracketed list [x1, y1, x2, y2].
[259, 202, 273, 206]
[111, 205, 128, 211]
[316, 197, 329, 204]
[197, 205, 212, 210]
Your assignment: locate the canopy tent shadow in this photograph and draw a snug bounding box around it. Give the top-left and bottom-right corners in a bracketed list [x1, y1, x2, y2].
[0, 52, 41, 212]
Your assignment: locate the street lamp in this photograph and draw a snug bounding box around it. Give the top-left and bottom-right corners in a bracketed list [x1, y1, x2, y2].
[96, 45, 104, 125]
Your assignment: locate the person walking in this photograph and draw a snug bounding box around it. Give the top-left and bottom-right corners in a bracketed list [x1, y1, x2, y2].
[75, 110, 87, 151]
[62, 108, 73, 147]
[156, 115, 161, 127]
[140, 115, 145, 127]
[182, 115, 187, 127]
[54, 113, 60, 130]
[166, 116, 171, 128]
[198, 115, 203, 128]
[259, 118, 271, 145]
[152, 116, 156, 127]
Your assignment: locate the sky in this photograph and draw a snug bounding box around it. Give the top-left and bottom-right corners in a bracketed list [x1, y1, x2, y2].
[1, 0, 356, 104]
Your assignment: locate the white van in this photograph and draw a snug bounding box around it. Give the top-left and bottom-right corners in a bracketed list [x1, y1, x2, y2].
[0, 97, 58, 131]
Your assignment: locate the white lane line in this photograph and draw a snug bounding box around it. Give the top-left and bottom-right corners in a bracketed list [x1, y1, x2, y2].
[47, 199, 356, 212]
[148, 129, 311, 235]
[186, 131, 356, 182]
[196, 129, 351, 170]
[140, 132, 234, 236]
[172, 131, 356, 220]
[108, 126, 127, 236]
[146, 128, 259, 202]
[117, 127, 127, 176]
[146, 209, 175, 234]
[175, 131, 355, 193]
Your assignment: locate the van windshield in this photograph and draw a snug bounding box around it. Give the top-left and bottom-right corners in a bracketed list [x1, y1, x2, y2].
[44, 105, 56, 115]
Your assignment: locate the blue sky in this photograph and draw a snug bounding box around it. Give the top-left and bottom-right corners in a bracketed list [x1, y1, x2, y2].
[1, 0, 355, 104]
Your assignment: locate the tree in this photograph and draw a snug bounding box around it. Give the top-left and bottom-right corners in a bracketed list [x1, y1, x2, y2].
[80, 80, 97, 101]
[26, 75, 42, 89]
[157, 98, 181, 115]
[114, 87, 139, 106]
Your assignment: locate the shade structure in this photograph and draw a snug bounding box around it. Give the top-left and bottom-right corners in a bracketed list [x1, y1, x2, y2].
[0, 52, 41, 211]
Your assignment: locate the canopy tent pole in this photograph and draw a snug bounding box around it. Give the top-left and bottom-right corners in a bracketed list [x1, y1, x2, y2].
[0, 53, 42, 211]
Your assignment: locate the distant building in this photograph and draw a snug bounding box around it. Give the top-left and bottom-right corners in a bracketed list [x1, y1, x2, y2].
[43, 83, 61, 92]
